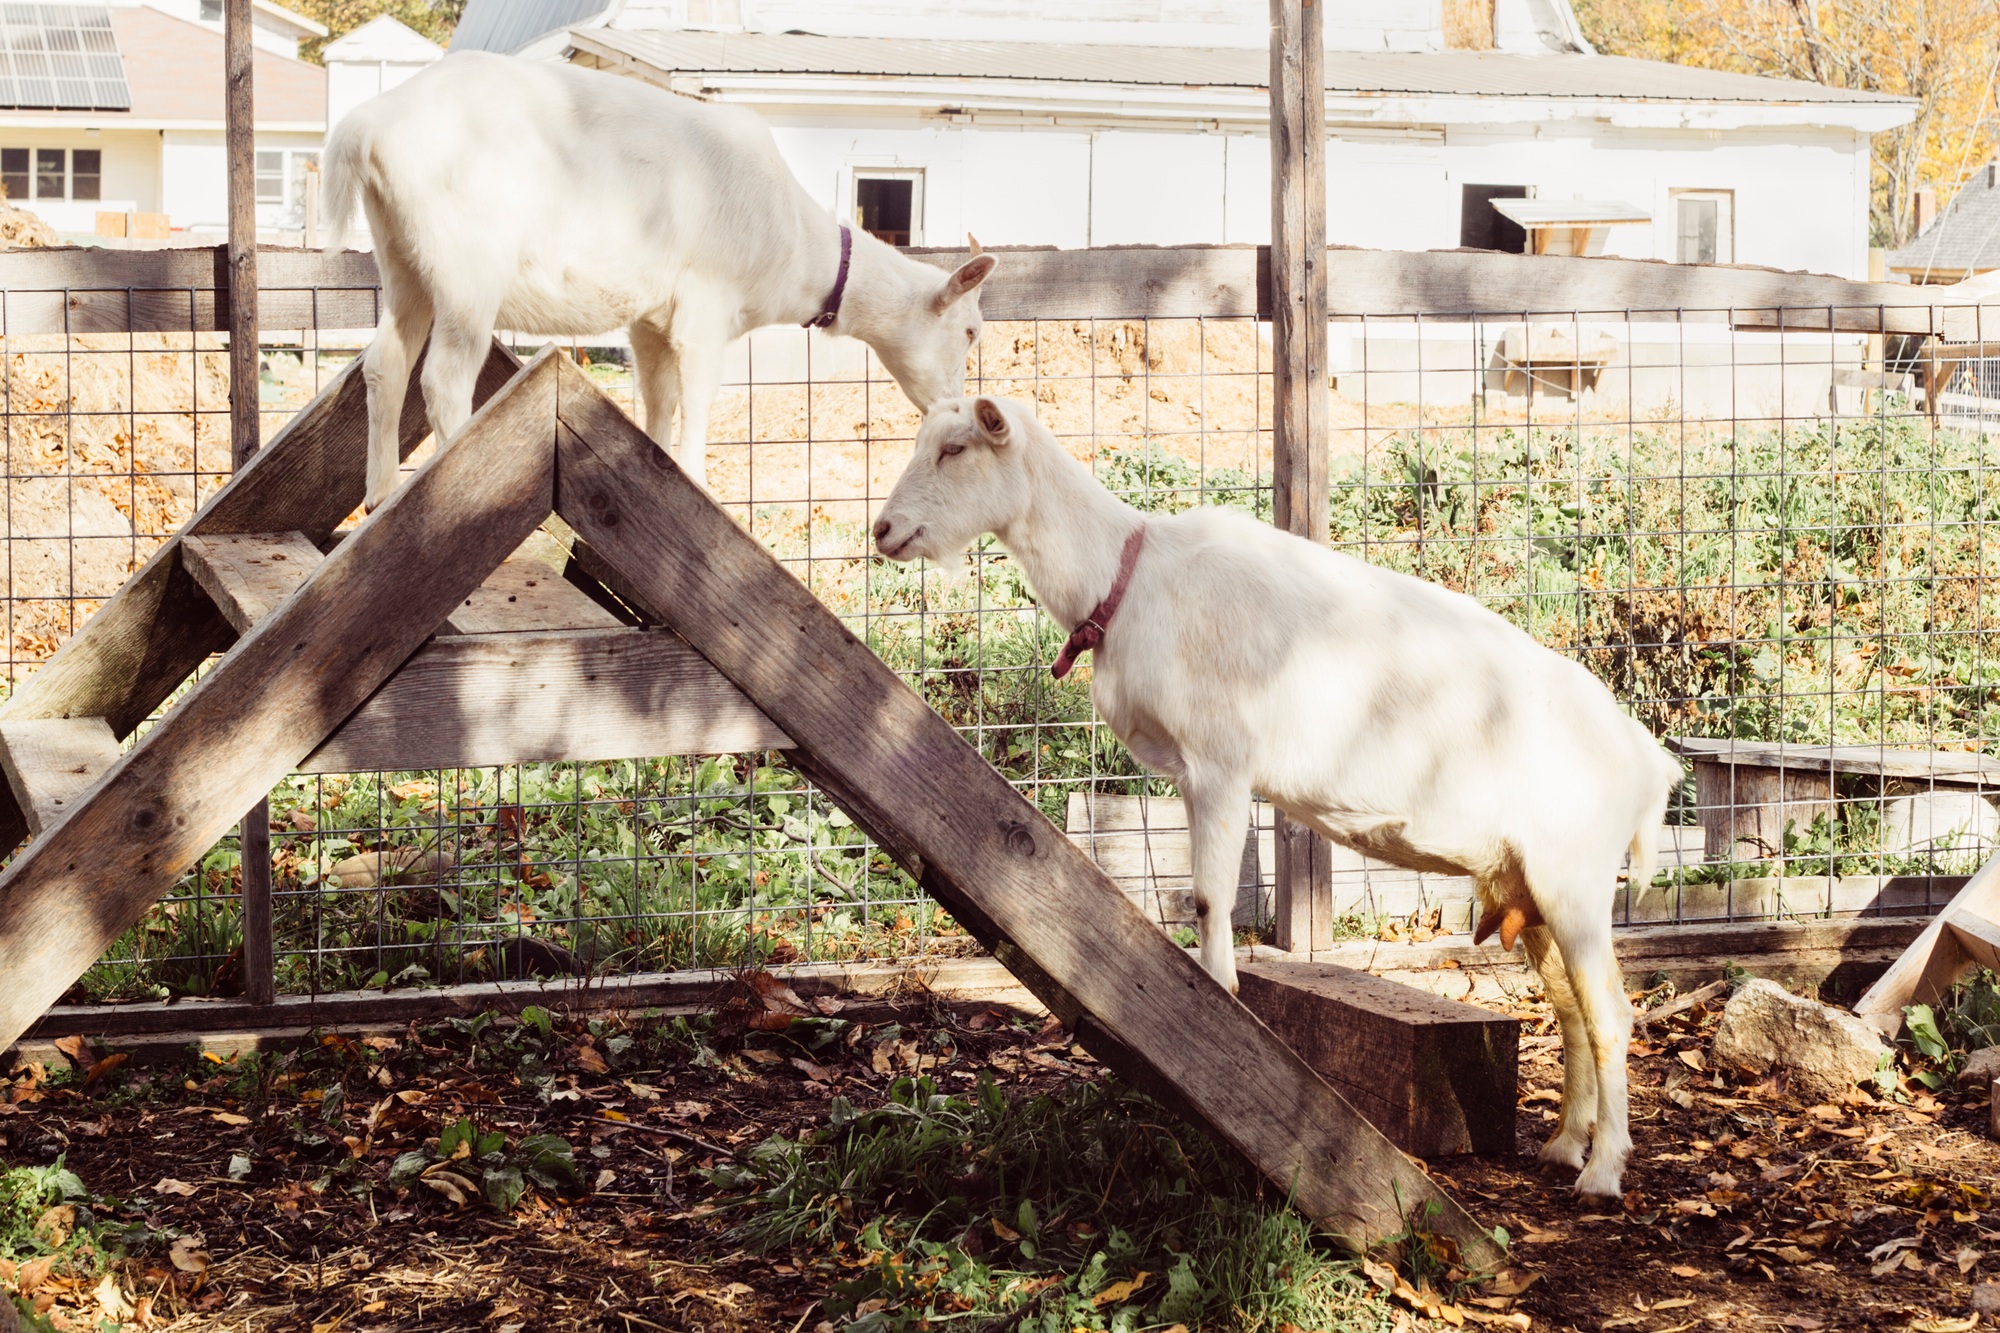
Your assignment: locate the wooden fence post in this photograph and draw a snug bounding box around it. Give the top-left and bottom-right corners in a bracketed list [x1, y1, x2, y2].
[1269, 0, 1333, 953]
[225, 0, 273, 1008]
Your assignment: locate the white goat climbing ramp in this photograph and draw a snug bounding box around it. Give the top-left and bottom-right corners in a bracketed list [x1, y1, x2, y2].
[0, 345, 1500, 1262]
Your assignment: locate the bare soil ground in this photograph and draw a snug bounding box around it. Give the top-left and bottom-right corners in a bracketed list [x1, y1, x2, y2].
[0, 971, 1994, 1333]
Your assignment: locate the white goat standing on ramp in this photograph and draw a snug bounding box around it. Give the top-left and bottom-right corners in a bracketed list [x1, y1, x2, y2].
[872, 396, 1683, 1198]
[321, 52, 997, 509]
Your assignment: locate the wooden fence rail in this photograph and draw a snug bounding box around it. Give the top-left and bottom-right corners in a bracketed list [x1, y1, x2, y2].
[0, 243, 1993, 335]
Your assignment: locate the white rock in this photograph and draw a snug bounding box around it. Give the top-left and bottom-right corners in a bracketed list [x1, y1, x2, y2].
[1711, 977, 1890, 1102]
[1882, 792, 2000, 871]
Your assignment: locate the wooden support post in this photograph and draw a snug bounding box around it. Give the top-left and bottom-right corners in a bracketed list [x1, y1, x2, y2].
[1268, 0, 1333, 953]
[1236, 958, 1517, 1157]
[223, 0, 274, 1006]
[549, 359, 1500, 1260]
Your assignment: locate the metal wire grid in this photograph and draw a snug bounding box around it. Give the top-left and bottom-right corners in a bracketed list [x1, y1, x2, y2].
[2, 277, 1994, 1004]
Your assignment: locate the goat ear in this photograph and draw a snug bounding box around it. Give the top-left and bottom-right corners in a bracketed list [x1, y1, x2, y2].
[973, 397, 1011, 445]
[932, 254, 997, 312]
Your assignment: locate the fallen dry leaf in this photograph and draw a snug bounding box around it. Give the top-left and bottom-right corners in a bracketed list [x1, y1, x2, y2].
[1091, 1271, 1150, 1307]
[153, 1178, 196, 1197]
[168, 1237, 207, 1275]
[574, 1044, 610, 1075]
[211, 1111, 250, 1127]
[14, 1255, 54, 1293]
[93, 1273, 134, 1320]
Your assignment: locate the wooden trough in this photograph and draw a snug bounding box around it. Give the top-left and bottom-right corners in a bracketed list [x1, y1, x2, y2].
[0, 343, 1503, 1262]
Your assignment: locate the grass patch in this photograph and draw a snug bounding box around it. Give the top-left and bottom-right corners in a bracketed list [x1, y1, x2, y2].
[704, 1075, 1409, 1332]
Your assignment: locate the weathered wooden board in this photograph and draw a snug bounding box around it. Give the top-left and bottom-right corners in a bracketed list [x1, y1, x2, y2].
[1236, 958, 1517, 1158]
[444, 557, 625, 635]
[181, 532, 325, 633]
[547, 356, 1497, 1257]
[300, 627, 792, 773]
[0, 718, 121, 837]
[1668, 736, 2000, 787]
[0, 342, 519, 858]
[0, 350, 561, 1056]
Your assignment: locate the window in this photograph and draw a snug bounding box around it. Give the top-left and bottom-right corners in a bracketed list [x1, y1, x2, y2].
[1674, 191, 1733, 264]
[199, 0, 221, 20]
[854, 170, 923, 246]
[1460, 184, 1530, 253]
[70, 147, 97, 201]
[34, 147, 62, 199]
[255, 150, 284, 204]
[1, 148, 26, 202]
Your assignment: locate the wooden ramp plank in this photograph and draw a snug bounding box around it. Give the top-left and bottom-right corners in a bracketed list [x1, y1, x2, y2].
[1853, 855, 2000, 1034]
[0, 718, 121, 837]
[444, 556, 624, 635]
[0, 343, 521, 858]
[301, 627, 792, 772]
[547, 357, 1498, 1259]
[182, 532, 325, 633]
[0, 349, 562, 1058]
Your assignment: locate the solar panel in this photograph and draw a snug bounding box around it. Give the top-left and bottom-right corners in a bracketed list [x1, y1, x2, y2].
[0, 6, 129, 111]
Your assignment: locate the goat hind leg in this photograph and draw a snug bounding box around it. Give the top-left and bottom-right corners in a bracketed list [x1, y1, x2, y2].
[360, 278, 432, 513]
[1184, 775, 1252, 994]
[1521, 924, 1598, 1171]
[417, 313, 493, 458]
[1548, 918, 1633, 1198]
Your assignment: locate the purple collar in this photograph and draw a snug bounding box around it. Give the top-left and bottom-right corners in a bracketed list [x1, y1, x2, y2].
[1052, 524, 1146, 680]
[804, 224, 853, 329]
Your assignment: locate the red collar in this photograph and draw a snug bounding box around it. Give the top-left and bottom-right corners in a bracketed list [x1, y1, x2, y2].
[1052, 524, 1146, 679]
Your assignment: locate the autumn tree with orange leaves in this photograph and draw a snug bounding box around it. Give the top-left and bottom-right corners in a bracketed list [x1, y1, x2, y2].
[1573, 0, 2000, 246]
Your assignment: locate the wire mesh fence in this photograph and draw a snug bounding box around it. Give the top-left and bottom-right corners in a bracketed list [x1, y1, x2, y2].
[3, 251, 1996, 1009]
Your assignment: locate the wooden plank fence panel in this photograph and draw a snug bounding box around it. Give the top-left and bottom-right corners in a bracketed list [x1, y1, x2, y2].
[548, 356, 1499, 1257]
[0, 244, 1992, 330]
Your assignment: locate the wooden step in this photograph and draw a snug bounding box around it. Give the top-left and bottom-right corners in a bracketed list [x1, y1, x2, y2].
[0, 718, 121, 837]
[182, 531, 326, 633]
[443, 555, 624, 635]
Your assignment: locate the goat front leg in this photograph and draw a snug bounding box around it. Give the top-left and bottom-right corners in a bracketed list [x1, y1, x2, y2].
[1546, 913, 1633, 1198]
[668, 304, 728, 491]
[1183, 774, 1252, 995]
[629, 319, 680, 445]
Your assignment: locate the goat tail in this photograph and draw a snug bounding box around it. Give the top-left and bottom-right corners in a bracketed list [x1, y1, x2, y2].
[1626, 752, 1679, 899]
[319, 109, 370, 253]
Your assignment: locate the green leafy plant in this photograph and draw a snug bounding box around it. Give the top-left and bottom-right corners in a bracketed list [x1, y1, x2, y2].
[387, 1117, 578, 1213]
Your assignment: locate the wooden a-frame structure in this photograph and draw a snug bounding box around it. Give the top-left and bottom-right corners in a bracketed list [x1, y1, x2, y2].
[0, 346, 1500, 1260]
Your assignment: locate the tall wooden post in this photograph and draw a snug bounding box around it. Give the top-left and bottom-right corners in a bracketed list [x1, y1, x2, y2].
[1269, 0, 1333, 953]
[225, 0, 274, 1007]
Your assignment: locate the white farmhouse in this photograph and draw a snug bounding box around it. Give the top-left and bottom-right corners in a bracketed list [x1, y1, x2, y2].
[0, 0, 326, 240]
[450, 0, 1911, 282]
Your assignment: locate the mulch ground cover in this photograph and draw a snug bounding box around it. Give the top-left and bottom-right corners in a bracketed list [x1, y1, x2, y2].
[0, 968, 1995, 1333]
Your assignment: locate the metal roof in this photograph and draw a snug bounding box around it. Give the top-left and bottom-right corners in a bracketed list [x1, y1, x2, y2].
[1492, 199, 1651, 226]
[0, 5, 129, 112]
[451, 0, 608, 55]
[574, 27, 1911, 105]
[1889, 166, 2000, 279]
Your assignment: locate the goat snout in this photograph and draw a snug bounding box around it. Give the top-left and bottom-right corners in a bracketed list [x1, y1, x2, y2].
[873, 517, 924, 558]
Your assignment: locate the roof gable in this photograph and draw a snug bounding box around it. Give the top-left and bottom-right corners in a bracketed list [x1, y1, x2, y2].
[322, 14, 443, 62]
[1889, 167, 2000, 278]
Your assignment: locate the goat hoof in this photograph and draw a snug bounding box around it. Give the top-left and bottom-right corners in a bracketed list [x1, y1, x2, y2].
[1537, 1133, 1589, 1170]
[1574, 1157, 1625, 1200]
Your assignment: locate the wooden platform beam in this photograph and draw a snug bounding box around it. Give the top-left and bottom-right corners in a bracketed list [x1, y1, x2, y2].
[299, 627, 791, 773]
[182, 532, 325, 633]
[546, 357, 1498, 1259]
[0, 349, 562, 1054]
[0, 718, 121, 837]
[1236, 958, 1517, 1158]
